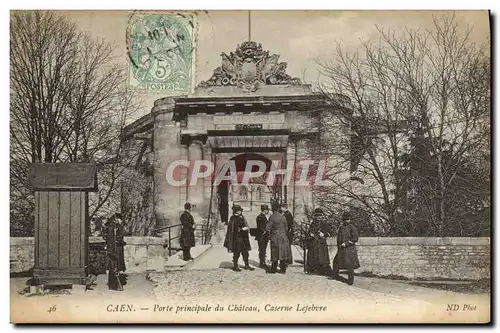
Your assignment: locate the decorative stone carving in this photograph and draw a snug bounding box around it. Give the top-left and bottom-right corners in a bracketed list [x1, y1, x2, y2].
[208, 135, 289, 149]
[199, 41, 301, 92]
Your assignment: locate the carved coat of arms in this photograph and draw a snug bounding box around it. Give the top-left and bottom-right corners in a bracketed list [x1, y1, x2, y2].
[199, 41, 301, 92]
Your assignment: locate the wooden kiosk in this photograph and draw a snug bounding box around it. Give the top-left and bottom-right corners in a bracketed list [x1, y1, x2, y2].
[28, 163, 98, 287]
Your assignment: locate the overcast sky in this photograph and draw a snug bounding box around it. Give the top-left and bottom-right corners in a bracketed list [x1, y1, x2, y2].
[62, 10, 490, 119]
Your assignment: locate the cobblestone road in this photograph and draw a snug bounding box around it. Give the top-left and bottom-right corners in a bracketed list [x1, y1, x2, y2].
[153, 245, 459, 304]
[146, 244, 490, 323]
[9, 244, 489, 323]
[151, 265, 402, 304]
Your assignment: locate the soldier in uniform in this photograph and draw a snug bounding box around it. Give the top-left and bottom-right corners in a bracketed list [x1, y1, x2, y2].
[305, 208, 332, 276]
[103, 213, 126, 291]
[224, 205, 255, 272]
[281, 203, 294, 243]
[255, 204, 270, 269]
[180, 202, 196, 261]
[281, 203, 294, 264]
[265, 202, 293, 274]
[332, 211, 360, 285]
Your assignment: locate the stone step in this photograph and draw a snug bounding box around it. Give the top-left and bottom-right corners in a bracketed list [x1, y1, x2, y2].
[164, 244, 213, 270]
[169, 228, 307, 270]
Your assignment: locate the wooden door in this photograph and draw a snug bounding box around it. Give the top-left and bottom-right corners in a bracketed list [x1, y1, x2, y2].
[34, 191, 88, 285]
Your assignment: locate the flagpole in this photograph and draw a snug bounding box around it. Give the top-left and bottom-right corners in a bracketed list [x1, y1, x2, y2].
[248, 10, 251, 41]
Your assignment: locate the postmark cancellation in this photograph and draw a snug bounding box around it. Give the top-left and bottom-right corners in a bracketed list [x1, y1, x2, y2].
[127, 11, 196, 93]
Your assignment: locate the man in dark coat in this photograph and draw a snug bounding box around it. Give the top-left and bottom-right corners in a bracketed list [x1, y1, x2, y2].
[265, 202, 292, 274]
[103, 213, 126, 291]
[180, 202, 196, 261]
[332, 211, 360, 285]
[305, 208, 333, 276]
[255, 204, 270, 269]
[281, 203, 294, 243]
[224, 205, 254, 272]
[281, 203, 294, 264]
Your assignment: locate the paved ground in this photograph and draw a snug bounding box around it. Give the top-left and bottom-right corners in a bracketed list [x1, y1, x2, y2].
[155, 245, 486, 300]
[151, 265, 402, 303]
[10, 273, 157, 323]
[10, 273, 156, 301]
[151, 263, 472, 304]
[146, 244, 490, 323]
[10, 243, 490, 323]
[187, 239, 305, 270]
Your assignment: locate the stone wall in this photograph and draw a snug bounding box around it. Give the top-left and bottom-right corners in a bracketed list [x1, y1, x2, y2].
[327, 237, 490, 280]
[10, 237, 166, 274]
[11, 236, 490, 280]
[10, 237, 34, 273]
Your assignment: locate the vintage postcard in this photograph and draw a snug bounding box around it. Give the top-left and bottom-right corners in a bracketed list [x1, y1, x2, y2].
[9, 10, 491, 324]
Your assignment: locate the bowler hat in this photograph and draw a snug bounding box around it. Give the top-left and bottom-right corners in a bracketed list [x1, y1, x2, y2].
[342, 211, 351, 221]
[232, 204, 243, 212]
[261, 204, 270, 211]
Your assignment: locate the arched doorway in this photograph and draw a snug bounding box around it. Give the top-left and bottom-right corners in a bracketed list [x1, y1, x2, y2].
[217, 153, 283, 230]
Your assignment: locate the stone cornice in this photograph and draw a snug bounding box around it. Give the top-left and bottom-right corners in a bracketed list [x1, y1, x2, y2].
[172, 94, 326, 121]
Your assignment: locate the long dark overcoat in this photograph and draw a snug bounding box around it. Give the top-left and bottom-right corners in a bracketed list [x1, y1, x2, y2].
[103, 221, 126, 272]
[255, 213, 268, 242]
[265, 212, 292, 262]
[224, 215, 251, 253]
[333, 223, 360, 270]
[283, 210, 294, 243]
[305, 216, 331, 272]
[179, 211, 195, 248]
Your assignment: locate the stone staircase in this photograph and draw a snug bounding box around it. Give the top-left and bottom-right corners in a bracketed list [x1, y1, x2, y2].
[164, 244, 213, 270]
[164, 232, 305, 271]
[164, 212, 305, 271]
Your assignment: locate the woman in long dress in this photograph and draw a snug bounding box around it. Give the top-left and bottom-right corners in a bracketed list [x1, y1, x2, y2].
[305, 208, 332, 276]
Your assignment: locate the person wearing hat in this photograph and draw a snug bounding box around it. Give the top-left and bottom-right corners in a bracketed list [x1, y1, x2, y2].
[265, 201, 292, 274]
[180, 203, 196, 261]
[224, 204, 254, 271]
[103, 213, 126, 291]
[332, 211, 360, 285]
[255, 204, 270, 269]
[305, 208, 332, 276]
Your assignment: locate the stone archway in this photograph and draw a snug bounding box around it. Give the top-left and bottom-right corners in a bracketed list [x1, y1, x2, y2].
[216, 152, 282, 230]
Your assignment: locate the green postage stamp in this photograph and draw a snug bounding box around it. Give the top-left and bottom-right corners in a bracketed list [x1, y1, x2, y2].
[127, 12, 195, 93]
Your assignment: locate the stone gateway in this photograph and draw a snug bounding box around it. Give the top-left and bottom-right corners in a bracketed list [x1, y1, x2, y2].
[123, 41, 352, 245]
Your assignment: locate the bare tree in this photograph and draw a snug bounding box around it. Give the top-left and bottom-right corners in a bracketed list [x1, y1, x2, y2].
[313, 13, 490, 236]
[379, 14, 490, 235]
[10, 11, 143, 235]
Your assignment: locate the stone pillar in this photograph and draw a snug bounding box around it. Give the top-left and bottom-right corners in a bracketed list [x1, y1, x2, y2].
[187, 141, 206, 242]
[286, 141, 296, 210]
[294, 138, 313, 224]
[187, 141, 204, 207]
[152, 98, 186, 250]
[178, 144, 188, 210]
[203, 146, 217, 240]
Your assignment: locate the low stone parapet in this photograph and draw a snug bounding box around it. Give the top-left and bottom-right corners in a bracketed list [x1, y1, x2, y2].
[326, 237, 490, 280]
[10, 236, 167, 274]
[11, 236, 490, 280]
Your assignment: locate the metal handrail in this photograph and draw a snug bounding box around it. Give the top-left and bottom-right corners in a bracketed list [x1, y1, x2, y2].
[156, 223, 210, 256]
[155, 224, 181, 256]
